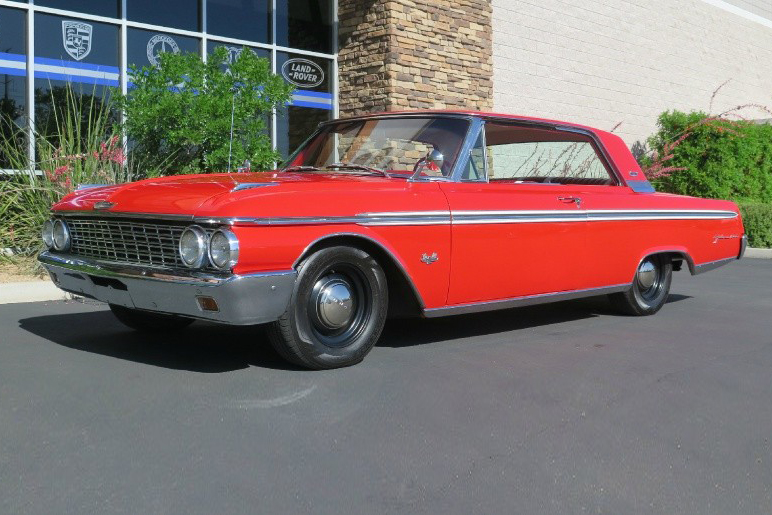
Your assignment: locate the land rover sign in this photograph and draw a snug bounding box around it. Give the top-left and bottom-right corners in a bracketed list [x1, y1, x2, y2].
[281, 58, 324, 88]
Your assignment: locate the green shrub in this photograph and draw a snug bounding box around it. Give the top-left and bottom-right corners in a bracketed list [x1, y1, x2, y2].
[644, 110, 772, 203]
[739, 203, 772, 248]
[115, 46, 293, 175]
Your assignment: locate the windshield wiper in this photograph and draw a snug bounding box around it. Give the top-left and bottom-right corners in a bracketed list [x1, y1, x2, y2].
[283, 165, 321, 172]
[325, 162, 391, 178]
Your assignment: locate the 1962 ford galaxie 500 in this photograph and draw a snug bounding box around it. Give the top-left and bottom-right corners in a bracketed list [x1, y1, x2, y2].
[39, 111, 746, 369]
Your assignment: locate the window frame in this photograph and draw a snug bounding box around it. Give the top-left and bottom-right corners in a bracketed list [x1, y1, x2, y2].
[457, 119, 622, 186]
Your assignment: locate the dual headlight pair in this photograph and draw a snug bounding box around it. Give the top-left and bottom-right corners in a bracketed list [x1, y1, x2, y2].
[179, 226, 239, 271]
[42, 219, 70, 251]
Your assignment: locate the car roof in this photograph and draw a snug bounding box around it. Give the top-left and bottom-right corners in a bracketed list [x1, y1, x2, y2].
[333, 109, 614, 139]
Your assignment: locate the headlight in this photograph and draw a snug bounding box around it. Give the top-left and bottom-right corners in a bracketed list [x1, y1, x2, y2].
[179, 225, 207, 268]
[52, 219, 70, 251]
[208, 229, 239, 270]
[42, 219, 54, 249]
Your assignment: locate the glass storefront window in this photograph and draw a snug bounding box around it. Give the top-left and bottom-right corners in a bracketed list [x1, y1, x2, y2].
[206, 41, 270, 69]
[276, 52, 332, 159]
[276, 0, 333, 54]
[207, 0, 270, 44]
[128, 28, 200, 70]
[128, 0, 200, 32]
[36, 0, 119, 19]
[0, 7, 27, 167]
[34, 14, 119, 146]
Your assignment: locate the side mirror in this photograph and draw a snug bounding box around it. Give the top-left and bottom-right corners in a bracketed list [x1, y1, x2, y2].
[426, 149, 444, 169]
[410, 148, 444, 180]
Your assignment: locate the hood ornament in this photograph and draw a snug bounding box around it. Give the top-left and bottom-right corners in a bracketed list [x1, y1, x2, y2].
[93, 201, 115, 210]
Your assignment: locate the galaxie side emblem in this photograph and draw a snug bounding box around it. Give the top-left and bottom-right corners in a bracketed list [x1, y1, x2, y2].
[421, 252, 439, 265]
[62, 21, 93, 61]
[93, 201, 115, 211]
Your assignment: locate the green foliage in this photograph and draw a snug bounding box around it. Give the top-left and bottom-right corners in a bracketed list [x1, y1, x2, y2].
[115, 47, 294, 174]
[0, 84, 132, 271]
[739, 203, 772, 248]
[644, 110, 772, 203]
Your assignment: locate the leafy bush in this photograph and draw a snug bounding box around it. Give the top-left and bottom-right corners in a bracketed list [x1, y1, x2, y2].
[739, 203, 772, 248]
[0, 85, 131, 272]
[644, 110, 772, 203]
[115, 46, 294, 175]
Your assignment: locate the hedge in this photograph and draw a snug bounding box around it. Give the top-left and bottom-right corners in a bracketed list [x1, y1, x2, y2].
[644, 110, 772, 248]
[739, 203, 772, 249]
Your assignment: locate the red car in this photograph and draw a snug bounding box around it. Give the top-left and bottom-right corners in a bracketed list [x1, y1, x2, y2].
[40, 111, 746, 369]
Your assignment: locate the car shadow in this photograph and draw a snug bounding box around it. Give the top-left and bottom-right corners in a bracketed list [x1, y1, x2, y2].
[378, 293, 693, 348]
[19, 293, 693, 372]
[18, 310, 299, 373]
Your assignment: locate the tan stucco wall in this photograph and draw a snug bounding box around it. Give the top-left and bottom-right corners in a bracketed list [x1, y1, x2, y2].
[492, 0, 772, 146]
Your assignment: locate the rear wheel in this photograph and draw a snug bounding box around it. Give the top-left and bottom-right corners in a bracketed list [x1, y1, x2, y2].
[609, 255, 672, 316]
[109, 304, 194, 332]
[267, 246, 388, 370]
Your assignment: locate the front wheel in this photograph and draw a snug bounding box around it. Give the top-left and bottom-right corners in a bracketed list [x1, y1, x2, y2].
[267, 246, 389, 370]
[608, 254, 673, 316]
[109, 304, 194, 332]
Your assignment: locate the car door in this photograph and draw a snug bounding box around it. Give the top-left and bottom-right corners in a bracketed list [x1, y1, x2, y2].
[439, 122, 591, 306]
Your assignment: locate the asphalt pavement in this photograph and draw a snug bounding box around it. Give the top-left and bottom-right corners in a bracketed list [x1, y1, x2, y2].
[1, 259, 771, 514]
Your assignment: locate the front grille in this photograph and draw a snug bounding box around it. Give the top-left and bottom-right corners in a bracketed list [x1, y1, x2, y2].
[66, 217, 187, 268]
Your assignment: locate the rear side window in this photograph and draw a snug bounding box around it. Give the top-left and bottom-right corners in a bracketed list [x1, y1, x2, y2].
[482, 122, 617, 185]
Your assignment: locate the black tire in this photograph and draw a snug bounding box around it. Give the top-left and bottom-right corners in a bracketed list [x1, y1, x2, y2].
[609, 254, 673, 316]
[109, 304, 194, 332]
[267, 246, 388, 370]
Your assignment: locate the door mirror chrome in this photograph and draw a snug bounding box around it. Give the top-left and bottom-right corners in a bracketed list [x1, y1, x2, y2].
[410, 148, 445, 181]
[426, 148, 444, 169]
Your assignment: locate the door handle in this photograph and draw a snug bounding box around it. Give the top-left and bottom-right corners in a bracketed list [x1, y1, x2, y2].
[558, 196, 582, 208]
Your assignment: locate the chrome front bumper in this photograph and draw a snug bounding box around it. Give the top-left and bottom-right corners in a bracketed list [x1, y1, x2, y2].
[38, 252, 297, 325]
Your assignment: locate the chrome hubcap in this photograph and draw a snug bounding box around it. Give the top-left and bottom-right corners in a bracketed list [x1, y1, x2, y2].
[637, 260, 657, 290]
[313, 274, 355, 330]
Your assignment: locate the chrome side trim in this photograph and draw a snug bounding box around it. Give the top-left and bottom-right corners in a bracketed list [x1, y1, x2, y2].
[424, 283, 631, 318]
[55, 209, 738, 228]
[587, 209, 737, 221]
[693, 257, 736, 275]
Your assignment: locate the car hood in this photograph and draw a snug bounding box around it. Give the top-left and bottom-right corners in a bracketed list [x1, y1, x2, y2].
[52, 171, 413, 218]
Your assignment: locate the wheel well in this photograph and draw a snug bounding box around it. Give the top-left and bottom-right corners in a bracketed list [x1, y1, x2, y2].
[295, 235, 424, 318]
[646, 251, 695, 274]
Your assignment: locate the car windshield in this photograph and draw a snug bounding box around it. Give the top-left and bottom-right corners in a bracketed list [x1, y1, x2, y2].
[282, 117, 471, 178]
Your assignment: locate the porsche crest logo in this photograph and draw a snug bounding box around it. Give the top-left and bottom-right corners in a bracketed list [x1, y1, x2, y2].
[62, 21, 93, 61]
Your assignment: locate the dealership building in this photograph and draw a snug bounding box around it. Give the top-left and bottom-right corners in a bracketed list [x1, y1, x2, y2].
[0, 0, 770, 163]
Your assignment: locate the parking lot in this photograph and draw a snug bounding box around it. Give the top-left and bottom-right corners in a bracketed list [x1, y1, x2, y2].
[1, 259, 770, 514]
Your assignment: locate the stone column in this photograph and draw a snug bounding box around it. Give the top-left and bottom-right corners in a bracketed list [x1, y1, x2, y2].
[338, 0, 493, 117]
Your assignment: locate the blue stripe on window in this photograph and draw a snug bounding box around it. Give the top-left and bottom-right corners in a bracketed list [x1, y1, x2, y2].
[0, 52, 26, 63]
[0, 67, 26, 77]
[290, 100, 333, 110]
[35, 71, 119, 87]
[34, 56, 120, 74]
[293, 89, 333, 100]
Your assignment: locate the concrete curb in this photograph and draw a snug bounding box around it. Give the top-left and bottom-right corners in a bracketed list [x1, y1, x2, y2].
[0, 280, 69, 305]
[746, 247, 772, 259]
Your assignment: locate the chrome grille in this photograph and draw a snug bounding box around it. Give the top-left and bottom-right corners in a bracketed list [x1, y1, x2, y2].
[66, 218, 187, 268]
